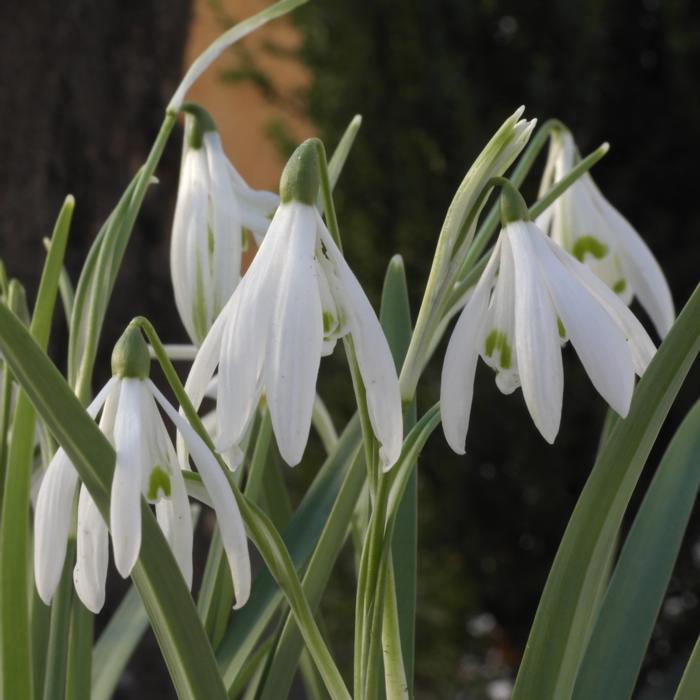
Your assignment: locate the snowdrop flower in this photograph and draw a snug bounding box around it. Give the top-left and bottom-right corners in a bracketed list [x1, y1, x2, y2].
[171, 103, 279, 344]
[186, 139, 402, 470]
[441, 182, 657, 453]
[34, 327, 250, 613]
[537, 128, 674, 337]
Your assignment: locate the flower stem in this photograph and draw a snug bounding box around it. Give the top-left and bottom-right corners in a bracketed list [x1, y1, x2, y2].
[135, 317, 351, 700]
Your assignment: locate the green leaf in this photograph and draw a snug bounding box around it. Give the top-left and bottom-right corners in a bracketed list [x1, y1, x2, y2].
[573, 399, 700, 700]
[92, 586, 149, 700]
[316, 114, 362, 211]
[380, 254, 417, 694]
[512, 283, 700, 700]
[0, 195, 73, 700]
[256, 449, 365, 700]
[69, 113, 175, 401]
[216, 416, 362, 688]
[0, 304, 228, 700]
[675, 635, 700, 700]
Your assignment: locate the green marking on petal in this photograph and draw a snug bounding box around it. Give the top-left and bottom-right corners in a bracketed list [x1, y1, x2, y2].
[612, 279, 627, 294]
[557, 318, 566, 339]
[485, 329, 512, 369]
[147, 466, 171, 501]
[571, 235, 609, 262]
[207, 225, 215, 257]
[241, 229, 250, 251]
[322, 311, 335, 334]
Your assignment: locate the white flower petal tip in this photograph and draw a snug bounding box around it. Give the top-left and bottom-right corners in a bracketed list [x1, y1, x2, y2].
[34, 448, 79, 605]
[190, 200, 403, 475]
[537, 128, 674, 339]
[441, 219, 647, 450]
[149, 381, 252, 608]
[171, 111, 278, 345]
[74, 486, 108, 614]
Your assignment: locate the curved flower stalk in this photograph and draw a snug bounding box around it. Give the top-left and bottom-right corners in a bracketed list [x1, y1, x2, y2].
[441, 185, 657, 454]
[536, 127, 674, 337]
[171, 103, 278, 345]
[34, 327, 250, 613]
[186, 140, 402, 470]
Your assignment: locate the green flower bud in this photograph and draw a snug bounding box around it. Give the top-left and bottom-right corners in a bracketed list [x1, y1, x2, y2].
[181, 101, 218, 150]
[111, 326, 150, 379]
[494, 177, 530, 225]
[280, 138, 321, 205]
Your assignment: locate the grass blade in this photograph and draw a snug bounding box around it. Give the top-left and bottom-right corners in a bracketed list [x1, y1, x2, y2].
[573, 399, 700, 699]
[512, 284, 700, 700]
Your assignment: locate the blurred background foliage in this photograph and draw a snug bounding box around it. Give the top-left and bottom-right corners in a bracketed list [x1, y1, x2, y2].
[2, 0, 700, 697]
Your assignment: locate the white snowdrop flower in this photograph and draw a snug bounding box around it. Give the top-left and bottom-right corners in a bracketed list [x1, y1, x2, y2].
[441, 183, 657, 454]
[186, 140, 403, 470]
[171, 103, 279, 344]
[536, 128, 674, 337]
[34, 327, 251, 613]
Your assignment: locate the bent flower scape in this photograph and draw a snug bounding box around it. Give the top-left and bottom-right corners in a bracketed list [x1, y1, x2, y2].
[0, 2, 696, 699]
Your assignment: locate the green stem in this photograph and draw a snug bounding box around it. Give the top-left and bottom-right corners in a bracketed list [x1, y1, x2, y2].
[74, 113, 176, 404]
[66, 598, 93, 700]
[0, 196, 72, 700]
[135, 318, 350, 700]
[42, 545, 76, 700]
[382, 562, 408, 700]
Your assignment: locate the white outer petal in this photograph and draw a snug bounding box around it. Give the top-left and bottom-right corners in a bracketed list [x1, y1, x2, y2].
[110, 379, 146, 577]
[507, 223, 564, 443]
[265, 204, 322, 466]
[593, 191, 675, 337]
[150, 381, 251, 609]
[205, 133, 243, 317]
[33, 378, 115, 604]
[542, 235, 656, 376]
[440, 246, 499, 454]
[73, 484, 109, 613]
[171, 147, 210, 343]
[530, 226, 635, 418]
[316, 215, 403, 469]
[213, 203, 290, 455]
[155, 466, 194, 589]
[33, 449, 80, 604]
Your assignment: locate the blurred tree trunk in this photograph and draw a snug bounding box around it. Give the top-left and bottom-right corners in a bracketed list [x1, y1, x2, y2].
[0, 0, 192, 362]
[0, 3, 191, 697]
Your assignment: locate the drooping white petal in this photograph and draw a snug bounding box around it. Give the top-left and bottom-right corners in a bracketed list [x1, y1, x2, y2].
[146, 393, 194, 588]
[530, 226, 635, 418]
[171, 147, 211, 343]
[592, 190, 675, 337]
[213, 203, 290, 456]
[150, 381, 250, 609]
[440, 244, 500, 454]
[110, 379, 146, 577]
[543, 235, 656, 375]
[507, 223, 564, 443]
[482, 235, 520, 394]
[265, 204, 322, 466]
[316, 214, 402, 469]
[34, 449, 80, 604]
[155, 465, 194, 589]
[226, 160, 279, 241]
[73, 485, 109, 613]
[33, 378, 115, 604]
[205, 132, 243, 317]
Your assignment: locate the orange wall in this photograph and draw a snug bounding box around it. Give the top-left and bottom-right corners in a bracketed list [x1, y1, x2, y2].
[182, 0, 313, 191]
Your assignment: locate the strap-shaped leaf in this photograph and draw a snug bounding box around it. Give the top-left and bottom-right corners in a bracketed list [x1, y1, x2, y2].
[0, 303, 228, 700]
[512, 283, 700, 700]
[0, 196, 73, 700]
[216, 416, 361, 687]
[573, 398, 700, 699]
